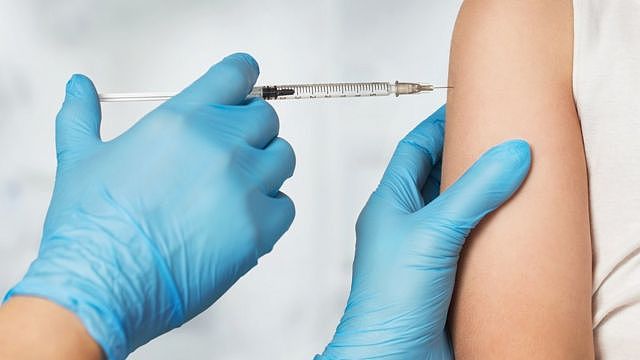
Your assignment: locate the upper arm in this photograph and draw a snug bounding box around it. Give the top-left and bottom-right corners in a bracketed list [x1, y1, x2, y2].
[442, 0, 594, 358]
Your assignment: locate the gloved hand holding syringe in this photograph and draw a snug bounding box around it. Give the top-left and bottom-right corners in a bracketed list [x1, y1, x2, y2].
[98, 81, 450, 102]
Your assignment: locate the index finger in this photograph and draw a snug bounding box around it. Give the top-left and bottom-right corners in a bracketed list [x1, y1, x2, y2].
[375, 105, 446, 212]
[169, 53, 260, 108]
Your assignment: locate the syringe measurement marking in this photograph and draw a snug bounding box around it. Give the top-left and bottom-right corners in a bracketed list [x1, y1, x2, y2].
[273, 82, 394, 99]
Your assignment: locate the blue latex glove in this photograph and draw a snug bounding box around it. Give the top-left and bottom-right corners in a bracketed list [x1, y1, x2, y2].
[4, 53, 295, 359]
[317, 106, 531, 359]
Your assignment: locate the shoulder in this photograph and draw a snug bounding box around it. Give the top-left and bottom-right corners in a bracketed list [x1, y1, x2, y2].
[453, 0, 574, 48]
[455, 0, 572, 24]
[449, 0, 574, 96]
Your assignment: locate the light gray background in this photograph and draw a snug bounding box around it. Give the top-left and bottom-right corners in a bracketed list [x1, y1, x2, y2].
[0, 1, 461, 358]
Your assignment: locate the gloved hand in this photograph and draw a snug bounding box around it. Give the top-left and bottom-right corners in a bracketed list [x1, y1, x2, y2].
[317, 106, 531, 359]
[4, 53, 295, 360]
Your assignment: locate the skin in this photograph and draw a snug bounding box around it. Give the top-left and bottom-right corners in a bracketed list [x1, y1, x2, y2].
[443, 0, 594, 358]
[0, 297, 102, 360]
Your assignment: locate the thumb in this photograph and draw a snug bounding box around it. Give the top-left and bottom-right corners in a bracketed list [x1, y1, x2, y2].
[55, 74, 102, 162]
[421, 140, 531, 242]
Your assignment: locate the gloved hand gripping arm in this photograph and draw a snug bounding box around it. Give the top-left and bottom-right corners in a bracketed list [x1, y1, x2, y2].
[317, 106, 532, 359]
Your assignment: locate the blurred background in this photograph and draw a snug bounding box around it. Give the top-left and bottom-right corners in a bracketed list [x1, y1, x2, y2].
[0, 1, 461, 358]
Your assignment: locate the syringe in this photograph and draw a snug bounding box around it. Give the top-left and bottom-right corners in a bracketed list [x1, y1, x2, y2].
[98, 81, 450, 102]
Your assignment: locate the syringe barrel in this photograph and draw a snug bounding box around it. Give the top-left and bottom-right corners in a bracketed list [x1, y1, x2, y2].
[252, 82, 392, 100]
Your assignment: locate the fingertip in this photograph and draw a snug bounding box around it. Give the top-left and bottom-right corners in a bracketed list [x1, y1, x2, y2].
[224, 52, 260, 76]
[256, 137, 296, 197]
[463, 139, 532, 198]
[429, 104, 447, 125]
[482, 139, 532, 178]
[375, 111, 446, 211]
[242, 99, 281, 148]
[242, 95, 265, 106]
[65, 74, 97, 98]
[245, 96, 273, 111]
[402, 115, 446, 166]
[504, 139, 531, 162]
[176, 53, 260, 106]
[272, 137, 296, 178]
[257, 192, 295, 255]
[275, 191, 296, 225]
[220, 53, 260, 84]
[70, 73, 91, 83]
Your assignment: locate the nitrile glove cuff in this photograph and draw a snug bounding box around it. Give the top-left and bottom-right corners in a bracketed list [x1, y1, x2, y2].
[5, 274, 128, 360]
[4, 214, 185, 360]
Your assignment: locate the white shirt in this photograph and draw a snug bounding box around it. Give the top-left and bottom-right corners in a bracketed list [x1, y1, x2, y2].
[573, 0, 640, 357]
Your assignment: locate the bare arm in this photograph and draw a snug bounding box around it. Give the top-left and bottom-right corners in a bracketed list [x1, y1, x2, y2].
[443, 0, 594, 358]
[0, 297, 102, 360]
